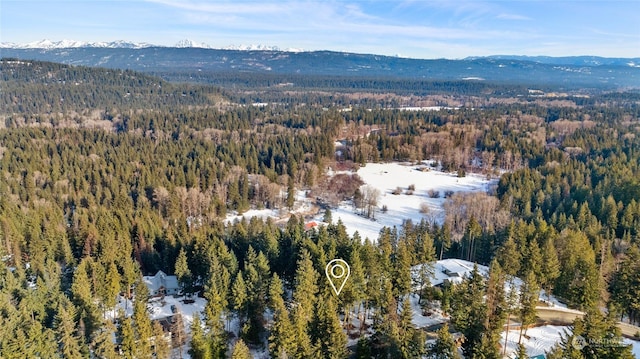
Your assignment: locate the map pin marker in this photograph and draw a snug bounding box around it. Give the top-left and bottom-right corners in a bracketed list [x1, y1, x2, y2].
[325, 259, 350, 296]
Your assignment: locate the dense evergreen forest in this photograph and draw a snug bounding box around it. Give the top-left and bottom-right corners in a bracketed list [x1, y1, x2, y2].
[1, 59, 640, 358]
[153, 71, 533, 95]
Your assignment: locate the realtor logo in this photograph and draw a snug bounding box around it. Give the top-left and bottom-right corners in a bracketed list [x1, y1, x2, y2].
[572, 335, 587, 350]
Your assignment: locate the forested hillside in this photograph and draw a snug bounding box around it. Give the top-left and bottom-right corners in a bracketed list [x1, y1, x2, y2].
[1, 60, 640, 358]
[3, 47, 640, 89]
[1, 59, 220, 115]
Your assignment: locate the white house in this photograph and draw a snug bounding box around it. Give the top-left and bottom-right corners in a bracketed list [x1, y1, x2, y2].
[143, 270, 180, 297]
[412, 259, 489, 288]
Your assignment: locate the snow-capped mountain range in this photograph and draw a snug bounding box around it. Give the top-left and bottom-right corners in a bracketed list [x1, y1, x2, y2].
[0, 39, 304, 52]
[174, 39, 209, 49]
[0, 39, 154, 49]
[223, 44, 303, 52]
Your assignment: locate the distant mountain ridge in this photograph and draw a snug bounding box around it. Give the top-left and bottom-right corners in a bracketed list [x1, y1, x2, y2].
[0, 39, 155, 49]
[1, 40, 639, 89]
[478, 55, 640, 68]
[0, 38, 304, 52]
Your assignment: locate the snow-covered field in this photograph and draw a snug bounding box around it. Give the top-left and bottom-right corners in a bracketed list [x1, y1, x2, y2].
[501, 325, 569, 357]
[110, 292, 207, 334]
[426, 258, 489, 287]
[148, 295, 252, 359]
[628, 338, 640, 358]
[329, 162, 496, 242]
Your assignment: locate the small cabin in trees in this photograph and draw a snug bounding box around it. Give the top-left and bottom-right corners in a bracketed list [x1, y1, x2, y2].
[153, 306, 186, 347]
[143, 270, 179, 297]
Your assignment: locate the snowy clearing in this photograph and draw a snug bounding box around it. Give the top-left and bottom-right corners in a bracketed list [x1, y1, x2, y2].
[225, 208, 280, 224]
[329, 162, 497, 242]
[224, 190, 314, 224]
[110, 294, 208, 359]
[147, 295, 207, 333]
[408, 293, 448, 329]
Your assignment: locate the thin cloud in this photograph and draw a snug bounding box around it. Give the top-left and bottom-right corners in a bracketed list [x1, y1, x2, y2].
[145, 0, 294, 15]
[147, 0, 528, 42]
[333, 22, 521, 41]
[496, 13, 531, 21]
[591, 28, 640, 40]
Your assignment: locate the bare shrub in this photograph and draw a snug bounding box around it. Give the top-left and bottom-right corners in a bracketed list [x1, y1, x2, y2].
[317, 173, 364, 206]
[337, 174, 365, 197]
[427, 189, 440, 198]
[420, 202, 430, 214]
[444, 190, 454, 198]
[392, 187, 402, 195]
[333, 161, 360, 172]
[408, 184, 416, 191]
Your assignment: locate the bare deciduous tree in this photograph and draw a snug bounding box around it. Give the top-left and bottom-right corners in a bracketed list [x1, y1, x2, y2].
[315, 173, 364, 207]
[175, 186, 211, 228]
[444, 191, 510, 241]
[152, 186, 170, 217]
[362, 185, 381, 219]
[253, 175, 282, 209]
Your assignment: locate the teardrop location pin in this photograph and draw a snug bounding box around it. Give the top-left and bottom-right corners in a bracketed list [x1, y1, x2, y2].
[325, 259, 350, 296]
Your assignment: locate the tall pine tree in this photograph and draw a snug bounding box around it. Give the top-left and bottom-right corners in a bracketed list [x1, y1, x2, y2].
[55, 301, 86, 359]
[268, 273, 295, 358]
[133, 278, 154, 359]
[311, 293, 348, 359]
[427, 323, 461, 359]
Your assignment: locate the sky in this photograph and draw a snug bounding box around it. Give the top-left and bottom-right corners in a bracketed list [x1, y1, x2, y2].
[1, 0, 639, 59]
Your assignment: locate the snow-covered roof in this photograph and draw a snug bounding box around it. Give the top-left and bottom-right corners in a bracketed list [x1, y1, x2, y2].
[435, 259, 486, 286]
[440, 259, 477, 277]
[143, 270, 179, 293]
[412, 259, 489, 287]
